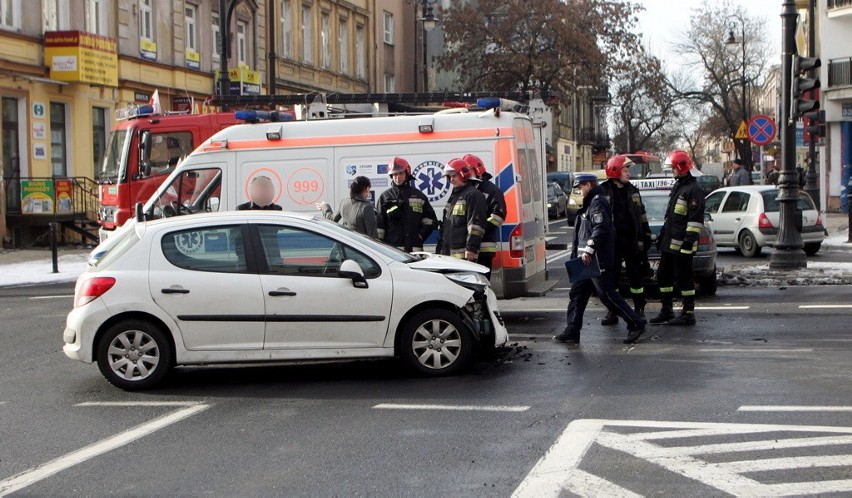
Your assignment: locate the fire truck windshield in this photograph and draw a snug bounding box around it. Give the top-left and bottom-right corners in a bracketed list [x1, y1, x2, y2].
[98, 130, 130, 183]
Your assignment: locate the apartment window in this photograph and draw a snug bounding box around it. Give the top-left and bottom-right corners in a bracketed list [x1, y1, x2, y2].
[85, 0, 108, 35]
[280, 0, 292, 58]
[301, 4, 313, 64]
[43, 0, 70, 31]
[321, 12, 331, 69]
[355, 24, 365, 79]
[50, 102, 68, 177]
[338, 18, 348, 74]
[0, 0, 21, 30]
[185, 5, 198, 52]
[384, 74, 395, 93]
[140, 0, 154, 40]
[383, 11, 393, 45]
[236, 21, 247, 66]
[212, 14, 221, 62]
[92, 107, 108, 170]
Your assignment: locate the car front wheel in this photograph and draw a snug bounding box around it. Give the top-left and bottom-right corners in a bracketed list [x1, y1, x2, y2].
[739, 230, 762, 258]
[400, 309, 473, 376]
[96, 319, 173, 390]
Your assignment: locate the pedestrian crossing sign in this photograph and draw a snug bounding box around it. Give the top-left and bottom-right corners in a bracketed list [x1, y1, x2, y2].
[735, 120, 749, 139]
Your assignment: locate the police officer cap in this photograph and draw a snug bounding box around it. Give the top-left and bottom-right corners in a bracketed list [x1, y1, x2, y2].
[573, 172, 598, 187]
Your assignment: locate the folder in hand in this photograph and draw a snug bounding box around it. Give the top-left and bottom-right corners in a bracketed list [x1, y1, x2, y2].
[564, 254, 601, 283]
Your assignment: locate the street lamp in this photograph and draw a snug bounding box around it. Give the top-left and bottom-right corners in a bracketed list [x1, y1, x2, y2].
[415, 0, 439, 92]
[725, 21, 752, 173]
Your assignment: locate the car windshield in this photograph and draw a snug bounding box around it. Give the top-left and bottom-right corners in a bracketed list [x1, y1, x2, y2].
[642, 193, 669, 222]
[313, 217, 418, 263]
[547, 184, 556, 196]
[760, 190, 815, 212]
[98, 129, 130, 183]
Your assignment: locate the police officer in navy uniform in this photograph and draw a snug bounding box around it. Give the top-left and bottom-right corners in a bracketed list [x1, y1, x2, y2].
[650, 151, 706, 326]
[376, 157, 438, 252]
[554, 173, 647, 345]
[462, 154, 506, 278]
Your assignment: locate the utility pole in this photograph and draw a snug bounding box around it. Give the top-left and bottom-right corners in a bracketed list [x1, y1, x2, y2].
[769, 0, 807, 270]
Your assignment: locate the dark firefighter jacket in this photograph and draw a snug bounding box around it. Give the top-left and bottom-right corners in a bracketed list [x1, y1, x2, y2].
[474, 177, 507, 253]
[599, 179, 653, 253]
[660, 174, 705, 255]
[376, 181, 437, 252]
[571, 185, 615, 270]
[438, 182, 488, 258]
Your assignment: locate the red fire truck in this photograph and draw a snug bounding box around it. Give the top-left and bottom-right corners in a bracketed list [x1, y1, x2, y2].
[96, 106, 239, 240]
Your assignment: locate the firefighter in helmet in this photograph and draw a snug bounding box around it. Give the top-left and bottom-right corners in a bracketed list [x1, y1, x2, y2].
[437, 158, 488, 261]
[598, 155, 653, 324]
[462, 154, 506, 278]
[376, 156, 438, 252]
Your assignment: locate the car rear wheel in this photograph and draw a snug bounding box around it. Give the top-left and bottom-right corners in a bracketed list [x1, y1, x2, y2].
[400, 309, 473, 376]
[739, 230, 762, 257]
[804, 242, 821, 256]
[96, 320, 173, 390]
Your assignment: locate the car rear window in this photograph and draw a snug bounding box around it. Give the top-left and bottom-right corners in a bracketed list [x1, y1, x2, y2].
[760, 190, 815, 212]
[642, 194, 669, 222]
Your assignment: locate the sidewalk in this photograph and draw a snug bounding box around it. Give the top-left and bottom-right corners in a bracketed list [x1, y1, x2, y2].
[0, 247, 90, 287]
[822, 212, 851, 252]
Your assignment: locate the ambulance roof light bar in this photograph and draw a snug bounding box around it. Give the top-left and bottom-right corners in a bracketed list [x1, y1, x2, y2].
[234, 110, 296, 123]
[476, 97, 528, 113]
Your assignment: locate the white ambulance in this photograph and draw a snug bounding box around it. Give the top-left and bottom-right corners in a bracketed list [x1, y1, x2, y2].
[140, 98, 556, 299]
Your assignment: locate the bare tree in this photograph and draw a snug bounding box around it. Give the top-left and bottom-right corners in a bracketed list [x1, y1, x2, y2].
[669, 0, 774, 171]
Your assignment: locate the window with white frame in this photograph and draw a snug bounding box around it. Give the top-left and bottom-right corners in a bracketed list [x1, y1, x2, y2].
[140, 0, 154, 41]
[321, 12, 330, 69]
[338, 18, 348, 75]
[302, 4, 313, 64]
[280, 0, 292, 58]
[355, 24, 365, 79]
[236, 21, 247, 66]
[85, 0, 107, 35]
[0, 0, 21, 30]
[383, 11, 393, 45]
[212, 13, 221, 62]
[43, 0, 70, 31]
[384, 74, 395, 93]
[185, 4, 198, 52]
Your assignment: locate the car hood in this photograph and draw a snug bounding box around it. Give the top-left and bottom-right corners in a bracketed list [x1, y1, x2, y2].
[407, 252, 489, 274]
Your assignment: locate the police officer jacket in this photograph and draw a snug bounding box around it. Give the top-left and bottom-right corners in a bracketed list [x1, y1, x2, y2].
[376, 181, 437, 252]
[599, 180, 652, 253]
[571, 185, 614, 270]
[660, 174, 705, 255]
[438, 182, 488, 258]
[474, 176, 507, 253]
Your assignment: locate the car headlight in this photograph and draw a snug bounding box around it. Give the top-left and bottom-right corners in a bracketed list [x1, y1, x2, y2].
[568, 198, 577, 206]
[446, 272, 490, 293]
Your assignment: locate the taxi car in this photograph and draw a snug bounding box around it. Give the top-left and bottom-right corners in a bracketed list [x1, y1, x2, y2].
[63, 211, 508, 390]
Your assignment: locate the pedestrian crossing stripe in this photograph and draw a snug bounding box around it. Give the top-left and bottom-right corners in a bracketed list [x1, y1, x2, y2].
[512, 419, 852, 497]
[735, 120, 749, 139]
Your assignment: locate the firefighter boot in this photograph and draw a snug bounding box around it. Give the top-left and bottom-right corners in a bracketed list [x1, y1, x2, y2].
[601, 310, 618, 326]
[633, 294, 647, 318]
[649, 297, 674, 325]
[668, 296, 696, 326]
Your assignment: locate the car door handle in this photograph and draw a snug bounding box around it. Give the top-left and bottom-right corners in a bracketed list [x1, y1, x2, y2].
[268, 289, 297, 297]
[735, 218, 741, 221]
[161, 287, 190, 294]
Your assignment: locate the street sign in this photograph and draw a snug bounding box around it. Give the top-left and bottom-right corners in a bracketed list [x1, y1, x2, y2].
[748, 115, 777, 146]
[735, 120, 749, 139]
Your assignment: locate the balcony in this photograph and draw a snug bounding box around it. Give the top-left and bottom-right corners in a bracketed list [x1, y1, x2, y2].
[828, 0, 852, 17]
[828, 57, 852, 88]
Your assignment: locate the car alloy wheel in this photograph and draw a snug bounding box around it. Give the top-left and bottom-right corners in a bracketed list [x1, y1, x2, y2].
[97, 319, 173, 390]
[401, 309, 473, 376]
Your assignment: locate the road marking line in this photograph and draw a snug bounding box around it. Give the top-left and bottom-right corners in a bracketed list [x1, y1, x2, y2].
[76, 401, 203, 407]
[653, 435, 852, 457]
[716, 455, 852, 473]
[373, 403, 529, 413]
[28, 295, 74, 300]
[699, 348, 814, 353]
[694, 306, 750, 310]
[546, 250, 570, 264]
[749, 480, 852, 496]
[799, 304, 852, 309]
[738, 405, 852, 412]
[0, 402, 209, 496]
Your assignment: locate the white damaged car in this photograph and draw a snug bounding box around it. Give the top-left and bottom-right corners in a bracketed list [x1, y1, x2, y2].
[63, 212, 508, 390]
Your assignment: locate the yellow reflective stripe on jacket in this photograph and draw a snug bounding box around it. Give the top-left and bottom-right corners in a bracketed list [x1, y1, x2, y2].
[468, 223, 485, 237]
[386, 205, 399, 214]
[421, 218, 434, 227]
[687, 221, 703, 233]
[659, 286, 674, 293]
[452, 201, 467, 217]
[669, 238, 683, 251]
[487, 214, 504, 227]
[480, 242, 498, 253]
[673, 203, 687, 215]
[450, 251, 466, 259]
[681, 289, 696, 296]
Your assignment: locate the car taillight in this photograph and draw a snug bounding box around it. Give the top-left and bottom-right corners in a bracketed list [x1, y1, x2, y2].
[758, 213, 773, 229]
[816, 212, 823, 226]
[510, 224, 524, 258]
[75, 277, 116, 308]
[698, 235, 711, 246]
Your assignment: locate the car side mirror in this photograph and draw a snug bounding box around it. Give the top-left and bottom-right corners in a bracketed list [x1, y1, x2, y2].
[208, 196, 220, 212]
[139, 130, 152, 177]
[704, 212, 713, 222]
[338, 259, 368, 289]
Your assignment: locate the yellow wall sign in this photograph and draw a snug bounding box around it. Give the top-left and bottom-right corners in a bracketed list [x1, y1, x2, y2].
[140, 38, 158, 61]
[186, 50, 201, 70]
[735, 120, 749, 140]
[44, 31, 118, 87]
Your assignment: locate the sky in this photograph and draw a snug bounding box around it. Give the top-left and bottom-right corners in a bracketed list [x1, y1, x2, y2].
[636, 0, 784, 72]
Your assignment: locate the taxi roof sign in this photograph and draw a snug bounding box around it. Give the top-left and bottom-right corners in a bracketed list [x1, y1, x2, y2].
[633, 177, 675, 190]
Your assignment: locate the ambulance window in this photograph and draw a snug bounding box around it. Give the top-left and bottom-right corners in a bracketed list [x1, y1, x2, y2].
[527, 148, 542, 203]
[517, 149, 531, 204]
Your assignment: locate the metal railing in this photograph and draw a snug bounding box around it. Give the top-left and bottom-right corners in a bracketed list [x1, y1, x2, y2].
[828, 0, 852, 9]
[828, 57, 852, 88]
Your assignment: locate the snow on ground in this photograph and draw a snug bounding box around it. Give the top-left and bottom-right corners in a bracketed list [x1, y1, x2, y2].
[823, 229, 851, 249]
[0, 253, 89, 287]
[720, 260, 852, 287]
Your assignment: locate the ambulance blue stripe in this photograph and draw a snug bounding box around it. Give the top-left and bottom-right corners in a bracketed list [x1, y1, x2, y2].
[495, 162, 515, 193]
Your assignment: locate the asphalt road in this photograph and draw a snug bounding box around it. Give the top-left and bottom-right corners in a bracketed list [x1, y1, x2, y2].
[1, 225, 851, 496]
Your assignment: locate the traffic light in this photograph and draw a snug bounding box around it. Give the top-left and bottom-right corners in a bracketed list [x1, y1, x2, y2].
[793, 56, 821, 118]
[803, 109, 825, 144]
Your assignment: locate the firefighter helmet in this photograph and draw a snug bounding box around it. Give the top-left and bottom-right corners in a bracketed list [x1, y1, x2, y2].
[444, 158, 475, 180]
[665, 150, 694, 175]
[462, 154, 487, 178]
[388, 156, 411, 176]
[605, 155, 634, 179]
